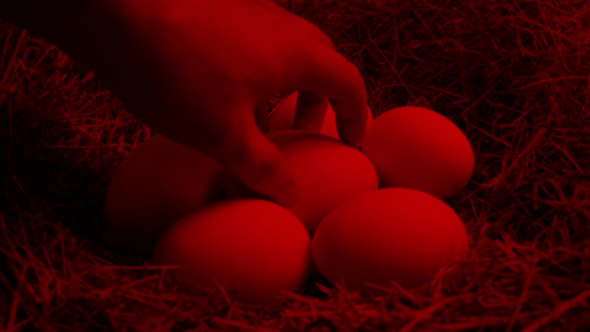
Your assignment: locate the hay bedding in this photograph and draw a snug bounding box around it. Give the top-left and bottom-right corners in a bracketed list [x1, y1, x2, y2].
[1, 0, 589, 330]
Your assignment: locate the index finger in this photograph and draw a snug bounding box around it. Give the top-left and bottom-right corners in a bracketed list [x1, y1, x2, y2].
[295, 45, 368, 147]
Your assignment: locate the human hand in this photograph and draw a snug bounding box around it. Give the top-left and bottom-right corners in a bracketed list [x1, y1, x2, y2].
[56, 0, 369, 206]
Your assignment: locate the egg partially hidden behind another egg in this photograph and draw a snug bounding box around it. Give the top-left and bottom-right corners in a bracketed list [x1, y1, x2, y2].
[225, 131, 379, 234]
[153, 199, 312, 305]
[268, 91, 373, 141]
[312, 188, 469, 290]
[104, 135, 224, 253]
[362, 106, 475, 199]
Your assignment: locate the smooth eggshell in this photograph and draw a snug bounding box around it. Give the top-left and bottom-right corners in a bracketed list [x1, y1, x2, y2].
[153, 199, 311, 305]
[268, 91, 373, 141]
[312, 188, 469, 290]
[225, 130, 379, 234]
[362, 106, 475, 199]
[104, 135, 224, 253]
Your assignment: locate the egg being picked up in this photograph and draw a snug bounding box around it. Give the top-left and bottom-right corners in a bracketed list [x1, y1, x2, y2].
[312, 188, 469, 290]
[104, 135, 224, 253]
[153, 199, 311, 305]
[362, 106, 475, 199]
[268, 91, 373, 142]
[225, 130, 378, 234]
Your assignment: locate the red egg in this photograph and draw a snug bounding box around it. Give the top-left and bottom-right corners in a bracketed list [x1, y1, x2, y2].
[225, 131, 379, 234]
[312, 188, 469, 290]
[104, 135, 223, 253]
[362, 106, 475, 199]
[153, 199, 311, 305]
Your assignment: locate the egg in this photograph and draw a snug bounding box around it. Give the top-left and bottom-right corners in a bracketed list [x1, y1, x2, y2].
[362, 106, 474, 199]
[153, 199, 311, 305]
[225, 130, 379, 234]
[104, 135, 224, 253]
[268, 91, 373, 141]
[312, 188, 469, 290]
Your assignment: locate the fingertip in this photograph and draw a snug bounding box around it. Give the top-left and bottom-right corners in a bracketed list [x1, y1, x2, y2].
[247, 157, 300, 208]
[331, 98, 368, 148]
[221, 127, 300, 208]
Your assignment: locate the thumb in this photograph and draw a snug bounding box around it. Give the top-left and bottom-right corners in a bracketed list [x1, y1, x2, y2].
[204, 113, 298, 208]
